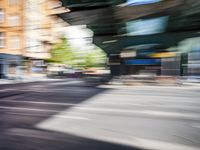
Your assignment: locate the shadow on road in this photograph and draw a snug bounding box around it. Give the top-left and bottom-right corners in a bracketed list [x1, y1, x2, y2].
[1, 129, 144, 150]
[1, 79, 143, 150]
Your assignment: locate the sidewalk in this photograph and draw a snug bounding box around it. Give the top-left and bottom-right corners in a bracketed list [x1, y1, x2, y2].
[0, 74, 62, 85]
[107, 76, 200, 87]
[180, 77, 200, 86]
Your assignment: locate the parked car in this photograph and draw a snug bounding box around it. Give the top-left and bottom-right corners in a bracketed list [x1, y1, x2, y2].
[47, 64, 82, 78]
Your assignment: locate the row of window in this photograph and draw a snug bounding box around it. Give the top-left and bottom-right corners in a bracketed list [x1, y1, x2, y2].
[1, 0, 20, 6]
[0, 32, 21, 49]
[0, 9, 21, 26]
[0, 0, 21, 25]
[0, 9, 4, 23]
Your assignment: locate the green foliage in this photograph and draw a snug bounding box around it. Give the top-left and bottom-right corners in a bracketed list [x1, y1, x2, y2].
[50, 36, 107, 68]
[50, 37, 75, 65]
[83, 49, 107, 68]
[84, 53, 96, 68]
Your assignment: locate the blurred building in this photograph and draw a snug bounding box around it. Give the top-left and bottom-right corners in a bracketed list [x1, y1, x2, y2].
[0, 0, 67, 78]
[23, 0, 68, 74]
[0, 0, 24, 78]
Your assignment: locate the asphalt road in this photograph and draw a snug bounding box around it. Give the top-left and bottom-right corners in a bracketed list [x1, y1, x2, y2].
[0, 80, 200, 150]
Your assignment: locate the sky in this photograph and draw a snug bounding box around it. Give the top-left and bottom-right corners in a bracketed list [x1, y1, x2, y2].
[65, 25, 94, 50]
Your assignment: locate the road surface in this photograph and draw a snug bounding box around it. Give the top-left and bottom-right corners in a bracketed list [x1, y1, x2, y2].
[0, 79, 200, 150]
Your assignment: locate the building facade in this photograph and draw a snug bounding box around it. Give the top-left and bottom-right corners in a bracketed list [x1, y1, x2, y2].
[0, 0, 67, 78]
[0, 0, 24, 78]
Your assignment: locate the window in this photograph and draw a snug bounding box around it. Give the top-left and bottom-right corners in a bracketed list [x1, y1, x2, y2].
[8, 0, 19, 6]
[8, 36, 20, 49]
[0, 9, 4, 23]
[8, 15, 20, 26]
[0, 32, 5, 48]
[126, 16, 168, 36]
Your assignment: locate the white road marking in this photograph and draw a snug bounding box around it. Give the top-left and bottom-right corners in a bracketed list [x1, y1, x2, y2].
[0, 88, 15, 92]
[5, 112, 50, 117]
[92, 101, 200, 109]
[55, 115, 91, 120]
[73, 107, 200, 120]
[51, 80, 84, 85]
[2, 100, 200, 110]
[191, 123, 200, 129]
[0, 106, 59, 113]
[0, 100, 77, 106]
[0, 105, 91, 120]
[2, 100, 198, 120]
[4, 111, 90, 120]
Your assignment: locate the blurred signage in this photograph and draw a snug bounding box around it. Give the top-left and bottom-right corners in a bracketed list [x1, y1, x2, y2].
[125, 59, 161, 65]
[120, 51, 136, 58]
[150, 52, 177, 58]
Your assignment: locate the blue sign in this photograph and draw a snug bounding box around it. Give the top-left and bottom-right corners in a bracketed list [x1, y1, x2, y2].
[125, 59, 161, 65]
[127, 0, 161, 6]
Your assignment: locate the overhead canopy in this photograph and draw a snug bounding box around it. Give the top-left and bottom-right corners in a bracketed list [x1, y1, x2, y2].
[59, 0, 200, 54]
[60, 0, 125, 10]
[93, 31, 200, 54]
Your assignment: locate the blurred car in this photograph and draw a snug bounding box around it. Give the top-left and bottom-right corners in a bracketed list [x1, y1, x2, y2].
[47, 64, 82, 78]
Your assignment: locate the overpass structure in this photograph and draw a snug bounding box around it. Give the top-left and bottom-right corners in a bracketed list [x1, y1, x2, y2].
[58, 0, 200, 76]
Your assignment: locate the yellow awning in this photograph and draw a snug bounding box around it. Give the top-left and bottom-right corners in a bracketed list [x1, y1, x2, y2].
[150, 52, 177, 58]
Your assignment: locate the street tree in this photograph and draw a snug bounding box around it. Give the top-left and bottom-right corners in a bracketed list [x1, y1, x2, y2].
[49, 37, 75, 66]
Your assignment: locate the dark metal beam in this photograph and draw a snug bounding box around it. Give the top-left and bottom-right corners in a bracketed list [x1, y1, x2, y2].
[94, 31, 200, 54]
[59, 0, 182, 25]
